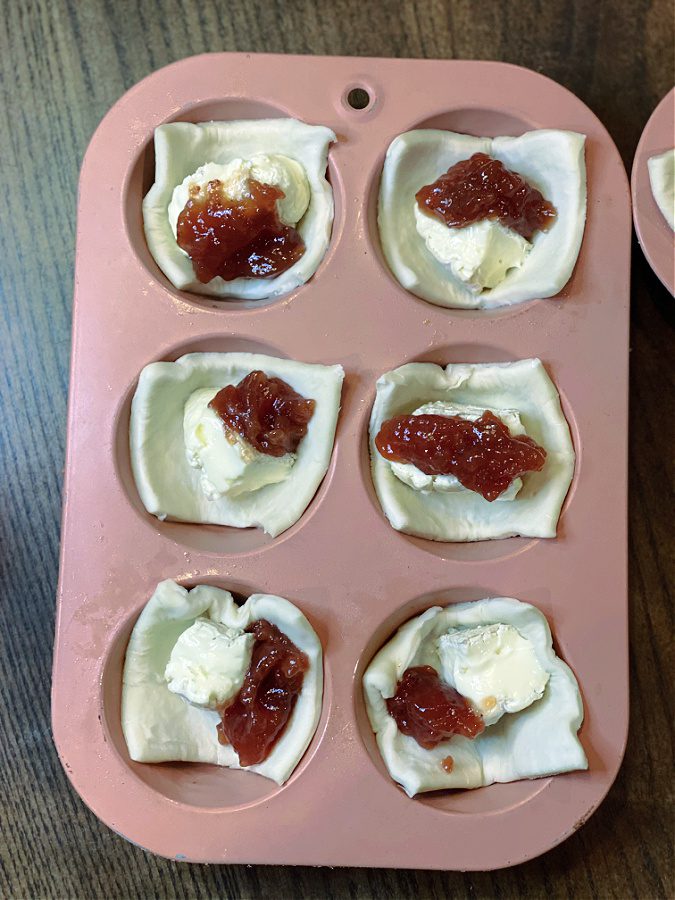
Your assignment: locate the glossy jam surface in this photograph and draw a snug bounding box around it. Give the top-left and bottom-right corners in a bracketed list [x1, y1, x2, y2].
[441, 755, 455, 773]
[176, 178, 305, 283]
[386, 665, 485, 750]
[416, 153, 557, 241]
[375, 410, 547, 501]
[217, 619, 309, 767]
[210, 370, 315, 457]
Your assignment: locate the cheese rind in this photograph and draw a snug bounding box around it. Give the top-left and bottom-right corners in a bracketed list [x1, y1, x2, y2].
[437, 623, 549, 726]
[168, 154, 311, 236]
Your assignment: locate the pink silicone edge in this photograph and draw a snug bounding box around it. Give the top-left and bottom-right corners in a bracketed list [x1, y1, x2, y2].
[52, 53, 630, 870]
[631, 86, 675, 295]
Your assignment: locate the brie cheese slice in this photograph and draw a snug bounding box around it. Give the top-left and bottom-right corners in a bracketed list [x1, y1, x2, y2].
[369, 359, 575, 542]
[437, 623, 548, 726]
[363, 597, 587, 797]
[168, 155, 310, 236]
[379, 129, 586, 308]
[183, 387, 295, 499]
[414, 208, 531, 293]
[122, 580, 323, 785]
[143, 119, 335, 299]
[165, 618, 254, 709]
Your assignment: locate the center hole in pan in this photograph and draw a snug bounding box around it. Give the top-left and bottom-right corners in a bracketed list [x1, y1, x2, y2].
[346, 87, 371, 110]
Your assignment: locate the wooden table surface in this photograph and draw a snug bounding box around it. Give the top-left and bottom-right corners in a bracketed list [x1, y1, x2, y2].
[1, 1, 672, 897]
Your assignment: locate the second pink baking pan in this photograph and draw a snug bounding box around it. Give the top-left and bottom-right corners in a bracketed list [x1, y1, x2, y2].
[632, 86, 674, 295]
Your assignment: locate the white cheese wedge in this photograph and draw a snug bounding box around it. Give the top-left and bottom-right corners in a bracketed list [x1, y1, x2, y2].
[414, 207, 531, 292]
[369, 359, 575, 542]
[437, 623, 549, 726]
[388, 400, 523, 500]
[363, 597, 587, 797]
[379, 129, 586, 309]
[130, 352, 344, 537]
[122, 580, 323, 786]
[168, 155, 310, 238]
[143, 119, 335, 299]
[183, 387, 295, 499]
[647, 148, 675, 231]
[164, 618, 254, 709]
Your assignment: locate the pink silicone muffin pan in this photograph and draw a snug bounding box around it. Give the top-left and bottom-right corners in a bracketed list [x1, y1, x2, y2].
[53, 53, 630, 869]
[632, 86, 675, 295]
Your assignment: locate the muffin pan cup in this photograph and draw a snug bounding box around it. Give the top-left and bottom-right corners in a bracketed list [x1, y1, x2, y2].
[53, 53, 630, 869]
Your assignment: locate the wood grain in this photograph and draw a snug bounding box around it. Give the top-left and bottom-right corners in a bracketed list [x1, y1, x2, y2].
[0, 0, 672, 897]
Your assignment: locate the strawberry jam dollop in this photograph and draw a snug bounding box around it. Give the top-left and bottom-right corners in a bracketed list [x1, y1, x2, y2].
[176, 178, 305, 283]
[416, 153, 557, 241]
[386, 665, 485, 749]
[209, 370, 315, 457]
[217, 619, 309, 767]
[375, 410, 546, 501]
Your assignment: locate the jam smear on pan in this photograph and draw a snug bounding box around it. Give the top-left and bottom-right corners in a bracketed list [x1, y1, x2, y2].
[176, 178, 305, 283]
[386, 665, 485, 750]
[416, 153, 557, 241]
[375, 410, 547, 501]
[210, 370, 315, 457]
[217, 619, 309, 767]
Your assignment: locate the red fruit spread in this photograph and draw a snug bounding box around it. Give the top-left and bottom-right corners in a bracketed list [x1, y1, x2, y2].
[441, 755, 455, 773]
[415, 152, 557, 241]
[217, 619, 309, 767]
[386, 666, 484, 750]
[176, 178, 305, 283]
[375, 410, 546, 502]
[209, 370, 315, 457]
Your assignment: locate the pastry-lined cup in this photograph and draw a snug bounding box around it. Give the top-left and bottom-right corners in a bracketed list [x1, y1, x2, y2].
[143, 119, 335, 299]
[130, 352, 344, 537]
[122, 579, 323, 786]
[362, 596, 587, 798]
[378, 128, 586, 309]
[369, 358, 575, 542]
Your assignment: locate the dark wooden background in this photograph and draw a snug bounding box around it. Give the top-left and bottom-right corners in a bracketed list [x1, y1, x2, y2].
[0, 1, 673, 897]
